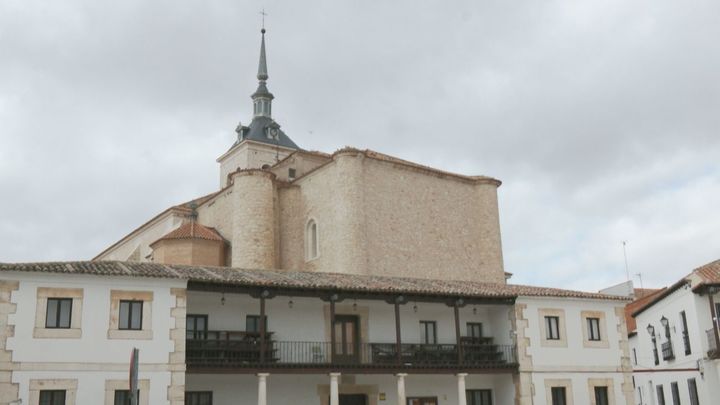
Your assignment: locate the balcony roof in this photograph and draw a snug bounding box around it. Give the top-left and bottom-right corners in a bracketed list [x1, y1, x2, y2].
[0, 261, 627, 302]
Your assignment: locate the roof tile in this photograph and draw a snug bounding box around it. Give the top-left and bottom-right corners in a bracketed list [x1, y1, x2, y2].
[0, 261, 627, 301]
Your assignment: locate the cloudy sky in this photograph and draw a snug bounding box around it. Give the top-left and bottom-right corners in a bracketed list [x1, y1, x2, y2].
[1, 0, 718, 291]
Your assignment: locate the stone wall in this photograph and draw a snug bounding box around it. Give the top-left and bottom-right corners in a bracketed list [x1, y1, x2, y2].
[282, 150, 505, 282]
[152, 239, 225, 267]
[231, 170, 277, 269]
[0, 280, 19, 404]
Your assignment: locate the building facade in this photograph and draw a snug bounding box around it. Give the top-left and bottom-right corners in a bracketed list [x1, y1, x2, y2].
[0, 261, 632, 405]
[0, 28, 639, 405]
[629, 259, 720, 405]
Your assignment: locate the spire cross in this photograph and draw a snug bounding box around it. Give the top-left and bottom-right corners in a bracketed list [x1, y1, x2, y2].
[260, 9, 268, 30]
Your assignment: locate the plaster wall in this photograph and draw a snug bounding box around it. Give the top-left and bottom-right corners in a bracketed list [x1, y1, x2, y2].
[531, 372, 627, 405]
[185, 373, 515, 405]
[6, 272, 184, 363]
[631, 286, 720, 405]
[1, 272, 186, 405]
[96, 213, 185, 262]
[186, 291, 512, 345]
[12, 370, 170, 405]
[519, 297, 626, 369]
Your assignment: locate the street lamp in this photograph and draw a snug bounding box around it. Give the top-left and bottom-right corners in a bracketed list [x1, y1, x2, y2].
[647, 324, 655, 337]
[660, 316, 669, 328]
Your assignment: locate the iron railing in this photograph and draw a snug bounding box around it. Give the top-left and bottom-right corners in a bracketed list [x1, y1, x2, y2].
[707, 329, 719, 357]
[661, 341, 674, 361]
[186, 339, 517, 370]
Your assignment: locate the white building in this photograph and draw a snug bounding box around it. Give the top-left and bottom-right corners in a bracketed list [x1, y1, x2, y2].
[629, 259, 720, 405]
[0, 261, 633, 405]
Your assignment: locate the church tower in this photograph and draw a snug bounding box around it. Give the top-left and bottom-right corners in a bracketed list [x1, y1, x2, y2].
[216, 27, 300, 187]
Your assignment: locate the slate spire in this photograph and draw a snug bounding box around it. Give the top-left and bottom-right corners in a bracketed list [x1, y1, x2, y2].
[257, 28, 269, 81]
[252, 28, 274, 118]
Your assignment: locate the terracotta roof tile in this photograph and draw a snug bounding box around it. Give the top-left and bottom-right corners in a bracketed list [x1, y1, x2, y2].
[0, 261, 628, 302]
[152, 222, 225, 244]
[692, 259, 720, 287]
[624, 288, 666, 333]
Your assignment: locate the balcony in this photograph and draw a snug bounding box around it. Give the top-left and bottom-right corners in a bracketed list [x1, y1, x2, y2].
[707, 329, 720, 359]
[661, 341, 674, 361]
[186, 332, 518, 372]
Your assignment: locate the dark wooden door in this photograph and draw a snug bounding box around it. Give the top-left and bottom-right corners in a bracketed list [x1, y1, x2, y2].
[339, 394, 367, 405]
[333, 315, 360, 363]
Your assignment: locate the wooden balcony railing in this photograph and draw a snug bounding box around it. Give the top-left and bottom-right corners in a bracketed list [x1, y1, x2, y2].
[186, 334, 517, 371]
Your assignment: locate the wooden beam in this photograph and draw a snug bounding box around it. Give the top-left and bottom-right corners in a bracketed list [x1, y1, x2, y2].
[454, 302, 463, 365]
[395, 300, 402, 364]
[330, 297, 337, 363]
[259, 295, 266, 364]
[186, 281, 515, 306]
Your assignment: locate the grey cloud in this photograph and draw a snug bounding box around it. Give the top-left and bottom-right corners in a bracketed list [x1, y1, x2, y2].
[1, 0, 718, 292]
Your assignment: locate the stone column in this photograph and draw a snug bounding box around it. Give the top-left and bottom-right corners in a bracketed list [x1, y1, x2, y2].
[457, 373, 468, 405]
[329, 373, 341, 405]
[396, 373, 407, 405]
[257, 373, 269, 405]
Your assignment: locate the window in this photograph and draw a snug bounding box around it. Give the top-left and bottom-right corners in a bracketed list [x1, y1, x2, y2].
[119, 300, 143, 330]
[680, 311, 691, 355]
[587, 317, 601, 341]
[288, 168, 296, 179]
[687, 378, 699, 405]
[45, 298, 72, 329]
[466, 389, 492, 405]
[467, 322, 483, 339]
[39, 390, 66, 405]
[545, 316, 560, 340]
[550, 387, 566, 405]
[594, 386, 609, 405]
[407, 397, 437, 405]
[187, 315, 208, 340]
[34, 288, 83, 339]
[305, 219, 319, 260]
[114, 390, 139, 405]
[671, 382, 680, 405]
[246, 315, 267, 333]
[420, 321, 437, 344]
[657, 385, 666, 405]
[186, 391, 213, 405]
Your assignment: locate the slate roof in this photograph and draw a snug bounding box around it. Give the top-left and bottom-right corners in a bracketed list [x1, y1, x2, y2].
[0, 261, 627, 301]
[151, 222, 225, 245]
[232, 116, 299, 150]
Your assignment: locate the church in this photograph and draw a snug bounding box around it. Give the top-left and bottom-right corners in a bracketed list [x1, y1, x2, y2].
[0, 29, 634, 405]
[94, 27, 505, 286]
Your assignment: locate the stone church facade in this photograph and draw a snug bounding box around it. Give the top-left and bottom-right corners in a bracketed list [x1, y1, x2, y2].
[94, 29, 506, 284]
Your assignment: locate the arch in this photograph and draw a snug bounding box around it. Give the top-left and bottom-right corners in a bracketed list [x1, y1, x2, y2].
[305, 218, 319, 261]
